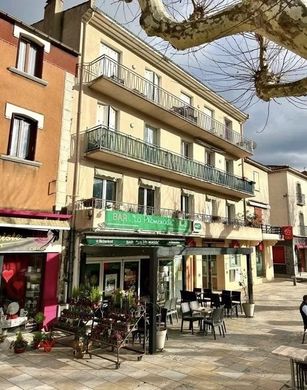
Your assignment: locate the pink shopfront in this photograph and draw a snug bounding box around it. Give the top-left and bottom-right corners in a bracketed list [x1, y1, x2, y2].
[0, 218, 69, 326]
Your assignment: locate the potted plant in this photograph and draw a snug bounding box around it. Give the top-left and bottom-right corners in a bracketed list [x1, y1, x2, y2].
[239, 272, 255, 318]
[34, 312, 45, 330]
[10, 331, 28, 353]
[31, 331, 43, 349]
[156, 308, 167, 351]
[41, 331, 54, 352]
[90, 286, 101, 308]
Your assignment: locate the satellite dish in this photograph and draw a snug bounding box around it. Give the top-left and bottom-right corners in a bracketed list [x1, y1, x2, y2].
[7, 302, 19, 315]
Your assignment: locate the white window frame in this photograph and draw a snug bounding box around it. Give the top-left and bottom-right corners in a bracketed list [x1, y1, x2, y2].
[253, 171, 260, 191]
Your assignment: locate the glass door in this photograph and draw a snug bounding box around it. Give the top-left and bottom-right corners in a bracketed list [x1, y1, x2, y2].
[103, 261, 121, 298]
[123, 260, 139, 296]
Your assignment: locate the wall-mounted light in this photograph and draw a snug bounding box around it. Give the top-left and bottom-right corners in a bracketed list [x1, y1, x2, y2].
[130, 123, 134, 128]
[132, 65, 136, 70]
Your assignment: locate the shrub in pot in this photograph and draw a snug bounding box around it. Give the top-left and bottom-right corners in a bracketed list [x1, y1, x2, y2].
[10, 331, 28, 354]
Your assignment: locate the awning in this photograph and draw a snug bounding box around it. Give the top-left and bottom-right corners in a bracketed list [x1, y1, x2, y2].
[0, 216, 70, 230]
[139, 178, 161, 188]
[247, 200, 270, 210]
[94, 167, 122, 180]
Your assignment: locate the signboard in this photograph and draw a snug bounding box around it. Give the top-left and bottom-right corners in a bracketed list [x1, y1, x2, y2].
[192, 221, 202, 233]
[105, 210, 191, 234]
[282, 226, 293, 240]
[84, 237, 185, 247]
[0, 229, 57, 252]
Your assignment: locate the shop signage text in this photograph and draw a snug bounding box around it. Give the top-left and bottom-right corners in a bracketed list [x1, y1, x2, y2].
[105, 210, 191, 234]
[85, 238, 185, 247]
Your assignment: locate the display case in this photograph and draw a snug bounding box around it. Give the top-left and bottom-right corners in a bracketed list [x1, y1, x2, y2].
[24, 266, 42, 317]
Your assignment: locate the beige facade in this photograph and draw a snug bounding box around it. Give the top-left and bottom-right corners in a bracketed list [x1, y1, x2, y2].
[268, 166, 307, 277]
[37, 1, 280, 300]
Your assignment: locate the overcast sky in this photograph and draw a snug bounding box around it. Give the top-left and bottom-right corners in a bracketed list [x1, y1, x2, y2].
[1, 0, 306, 171]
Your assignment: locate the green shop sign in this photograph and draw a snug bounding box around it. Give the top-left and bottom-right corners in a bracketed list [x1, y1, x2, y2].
[85, 238, 185, 247]
[105, 210, 191, 234]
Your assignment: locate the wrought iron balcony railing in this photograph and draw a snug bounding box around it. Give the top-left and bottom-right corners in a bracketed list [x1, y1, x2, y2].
[297, 193, 306, 206]
[85, 126, 254, 195]
[299, 225, 307, 236]
[82, 55, 254, 153]
[261, 224, 282, 236]
[76, 198, 259, 228]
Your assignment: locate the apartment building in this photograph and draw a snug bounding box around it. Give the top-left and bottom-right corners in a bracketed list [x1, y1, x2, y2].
[268, 166, 307, 277]
[36, 0, 280, 303]
[0, 10, 78, 325]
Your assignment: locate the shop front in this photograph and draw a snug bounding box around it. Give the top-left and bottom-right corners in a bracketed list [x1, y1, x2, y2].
[0, 216, 70, 327]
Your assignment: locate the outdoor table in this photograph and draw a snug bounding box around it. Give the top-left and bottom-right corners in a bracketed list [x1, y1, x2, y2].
[272, 345, 307, 388]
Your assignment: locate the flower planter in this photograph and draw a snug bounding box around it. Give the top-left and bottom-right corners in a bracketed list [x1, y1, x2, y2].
[14, 347, 27, 354]
[242, 303, 255, 318]
[156, 329, 167, 351]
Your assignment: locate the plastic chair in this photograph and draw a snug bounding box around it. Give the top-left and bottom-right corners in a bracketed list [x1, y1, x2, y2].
[180, 290, 197, 302]
[231, 291, 243, 314]
[203, 306, 225, 340]
[180, 302, 203, 334]
[221, 293, 239, 318]
[210, 293, 221, 308]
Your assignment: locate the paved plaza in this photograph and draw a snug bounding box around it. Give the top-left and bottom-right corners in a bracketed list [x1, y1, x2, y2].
[0, 278, 306, 390]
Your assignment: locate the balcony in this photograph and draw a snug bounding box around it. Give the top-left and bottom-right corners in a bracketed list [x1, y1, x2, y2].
[82, 55, 255, 158]
[85, 126, 254, 198]
[297, 193, 306, 206]
[261, 224, 283, 240]
[75, 199, 261, 240]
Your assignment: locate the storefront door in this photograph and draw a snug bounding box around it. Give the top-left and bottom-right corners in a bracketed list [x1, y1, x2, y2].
[202, 255, 217, 290]
[83, 258, 140, 298]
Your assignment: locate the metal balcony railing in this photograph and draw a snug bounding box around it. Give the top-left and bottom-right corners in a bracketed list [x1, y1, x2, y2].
[261, 224, 282, 236]
[299, 225, 307, 236]
[76, 198, 258, 227]
[82, 55, 255, 153]
[297, 193, 306, 206]
[85, 126, 254, 195]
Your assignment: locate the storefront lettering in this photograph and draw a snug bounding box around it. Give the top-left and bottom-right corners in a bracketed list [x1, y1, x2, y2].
[0, 233, 23, 242]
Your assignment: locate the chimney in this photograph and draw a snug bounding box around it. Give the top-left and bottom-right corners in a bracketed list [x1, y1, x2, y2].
[43, 0, 64, 40]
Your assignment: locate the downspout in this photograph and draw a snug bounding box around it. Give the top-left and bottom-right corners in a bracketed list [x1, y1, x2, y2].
[67, 9, 95, 298]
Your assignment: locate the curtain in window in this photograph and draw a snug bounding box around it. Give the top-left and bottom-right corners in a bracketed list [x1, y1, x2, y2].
[145, 70, 159, 102]
[10, 118, 30, 159]
[27, 45, 38, 76]
[17, 40, 26, 71]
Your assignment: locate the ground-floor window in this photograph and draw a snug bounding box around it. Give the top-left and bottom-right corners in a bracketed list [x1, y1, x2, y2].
[256, 247, 264, 277]
[202, 255, 217, 290]
[228, 254, 241, 283]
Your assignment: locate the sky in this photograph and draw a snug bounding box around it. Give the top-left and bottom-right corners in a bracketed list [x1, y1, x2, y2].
[1, 0, 306, 171]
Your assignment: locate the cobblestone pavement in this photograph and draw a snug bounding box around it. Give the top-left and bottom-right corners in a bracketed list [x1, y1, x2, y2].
[0, 278, 306, 390]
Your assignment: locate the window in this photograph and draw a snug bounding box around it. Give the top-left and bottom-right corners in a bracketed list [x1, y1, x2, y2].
[253, 171, 260, 191]
[224, 118, 233, 141]
[144, 70, 160, 102]
[93, 178, 117, 206]
[225, 159, 234, 175]
[228, 255, 241, 283]
[138, 187, 155, 215]
[180, 92, 192, 106]
[17, 37, 43, 78]
[8, 115, 37, 160]
[226, 203, 236, 223]
[256, 246, 264, 277]
[144, 125, 158, 145]
[100, 43, 120, 77]
[205, 150, 215, 167]
[296, 182, 305, 205]
[96, 104, 117, 129]
[181, 194, 190, 215]
[203, 107, 214, 131]
[299, 212, 305, 235]
[181, 140, 192, 158]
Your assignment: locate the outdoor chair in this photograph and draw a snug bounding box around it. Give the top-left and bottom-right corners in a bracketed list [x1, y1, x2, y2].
[180, 290, 197, 302]
[163, 299, 174, 324]
[231, 290, 243, 314]
[169, 297, 179, 323]
[180, 302, 203, 334]
[210, 293, 221, 308]
[189, 300, 208, 315]
[203, 305, 225, 340]
[202, 288, 213, 306]
[221, 293, 239, 318]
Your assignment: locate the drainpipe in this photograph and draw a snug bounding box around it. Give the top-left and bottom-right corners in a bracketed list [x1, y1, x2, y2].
[67, 9, 95, 298]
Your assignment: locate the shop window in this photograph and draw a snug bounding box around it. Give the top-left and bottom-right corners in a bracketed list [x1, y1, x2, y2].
[16, 36, 43, 78]
[138, 187, 155, 215]
[8, 114, 37, 160]
[228, 254, 241, 283]
[0, 253, 44, 317]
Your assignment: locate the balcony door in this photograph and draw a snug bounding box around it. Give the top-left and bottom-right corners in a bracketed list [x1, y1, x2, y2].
[138, 187, 155, 215]
[93, 177, 117, 207]
[145, 69, 160, 102]
[97, 104, 117, 130]
[100, 43, 119, 77]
